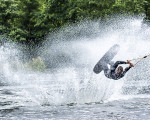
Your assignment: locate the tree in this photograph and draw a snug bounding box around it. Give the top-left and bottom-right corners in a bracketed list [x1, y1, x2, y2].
[0, 0, 17, 33]
[10, 0, 41, 44]
[0, 0, 150, 45]
[144, 0, 150, 21]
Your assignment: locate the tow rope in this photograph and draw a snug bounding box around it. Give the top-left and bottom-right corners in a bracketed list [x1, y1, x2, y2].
[128, 54, 150, 66]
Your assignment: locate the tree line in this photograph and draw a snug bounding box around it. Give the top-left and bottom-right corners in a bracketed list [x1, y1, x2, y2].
[0, 0, 150, 45]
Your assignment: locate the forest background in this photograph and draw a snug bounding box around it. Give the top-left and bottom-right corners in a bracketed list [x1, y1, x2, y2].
[0, 0, 150, 46]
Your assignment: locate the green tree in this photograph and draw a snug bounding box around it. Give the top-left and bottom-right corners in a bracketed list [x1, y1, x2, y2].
[41, 0, 70, 31]
[144, 0, 150, 21]
[66, 0, 116, 22]
[0, 0, 150, 45]
[0, 0, 17, 33]
[10, 0, 42, 44]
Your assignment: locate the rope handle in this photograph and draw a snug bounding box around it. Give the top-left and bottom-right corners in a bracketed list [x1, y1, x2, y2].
[127, 54, 150, 67]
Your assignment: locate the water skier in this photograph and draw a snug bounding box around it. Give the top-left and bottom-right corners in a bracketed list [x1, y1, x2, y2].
[103, 56, 147, 80]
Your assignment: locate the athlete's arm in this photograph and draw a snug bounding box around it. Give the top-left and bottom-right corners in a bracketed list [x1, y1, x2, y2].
[121, 63, 133, 76]
[122, 67, 131, 75]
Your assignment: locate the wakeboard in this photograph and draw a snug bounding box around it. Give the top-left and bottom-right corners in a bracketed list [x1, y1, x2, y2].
[93, 44, 120, 74]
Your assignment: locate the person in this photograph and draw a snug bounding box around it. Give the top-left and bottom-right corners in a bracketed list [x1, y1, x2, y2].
[102, 56, 147, 80]
[102, 60, 134, 80]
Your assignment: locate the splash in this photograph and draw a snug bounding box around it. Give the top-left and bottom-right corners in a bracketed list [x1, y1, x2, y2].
[1, 16, 150, 106]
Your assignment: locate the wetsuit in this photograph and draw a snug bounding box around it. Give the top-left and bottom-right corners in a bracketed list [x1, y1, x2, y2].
[103, 61, 131, 80]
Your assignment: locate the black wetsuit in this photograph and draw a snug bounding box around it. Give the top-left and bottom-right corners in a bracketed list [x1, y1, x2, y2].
[103, 61, 131, 80]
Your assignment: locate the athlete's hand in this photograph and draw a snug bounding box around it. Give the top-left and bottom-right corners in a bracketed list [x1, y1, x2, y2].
[129, 63, 134, 67]
[127, 60, 131, 64]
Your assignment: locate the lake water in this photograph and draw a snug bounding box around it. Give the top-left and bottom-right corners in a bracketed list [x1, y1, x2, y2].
[1, 17, 150, 120]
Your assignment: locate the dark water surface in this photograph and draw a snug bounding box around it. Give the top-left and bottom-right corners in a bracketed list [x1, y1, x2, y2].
[1, 95, 150, 120]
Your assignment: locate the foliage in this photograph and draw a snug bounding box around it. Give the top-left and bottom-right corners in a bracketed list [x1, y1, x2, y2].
[144, 0, 150, 21]
[0, 0, 150, 44]
[0, 0, 18, 33]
